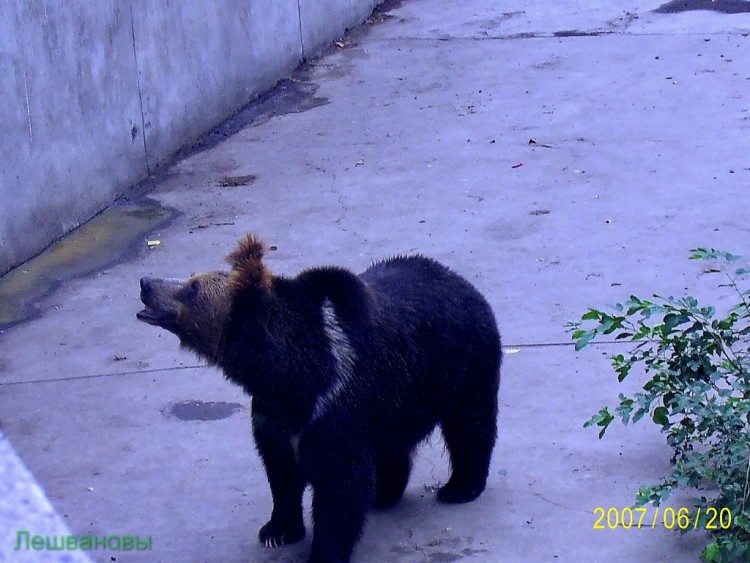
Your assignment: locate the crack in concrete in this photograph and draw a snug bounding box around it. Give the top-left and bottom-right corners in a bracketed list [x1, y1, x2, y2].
[129, 2, 150, 175]
[329, 171, 347, 227]
[405, 528, 429, 558]
[296, 0, 306, 59]
[373, 30, 750, 41]
[309, 163, 369, 244]
[606, 10, 640, 31]
[513, 488, 596, 515]
[22, 68, 32, 145]
[0, 340, 627, 387]
[330, 182, 369, 245]
[0, 365, 205, 387]
[508, 339, 624, 348]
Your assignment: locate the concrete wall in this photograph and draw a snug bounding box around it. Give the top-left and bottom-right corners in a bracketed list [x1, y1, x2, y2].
[0, 0, 381, 276]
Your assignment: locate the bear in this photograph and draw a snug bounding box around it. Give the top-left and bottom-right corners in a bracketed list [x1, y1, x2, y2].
[137, 233, 501, 563]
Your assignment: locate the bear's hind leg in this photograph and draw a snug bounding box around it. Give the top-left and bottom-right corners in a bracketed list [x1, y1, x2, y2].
[374, 451, 412, 509]
[252, 413, 306, 547]
[437, 373, 499, 504]
[303, 427, 375, 562]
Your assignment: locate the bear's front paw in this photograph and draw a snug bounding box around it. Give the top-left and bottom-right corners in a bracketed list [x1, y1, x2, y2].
[259, 518, 305, 548]
[436, 479, 484, 504]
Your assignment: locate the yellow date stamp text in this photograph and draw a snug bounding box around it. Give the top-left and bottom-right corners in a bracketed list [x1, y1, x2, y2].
[593, 506, 732, 530]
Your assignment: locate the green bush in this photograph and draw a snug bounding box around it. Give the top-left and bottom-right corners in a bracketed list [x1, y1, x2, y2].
[568, 249, 750, 562]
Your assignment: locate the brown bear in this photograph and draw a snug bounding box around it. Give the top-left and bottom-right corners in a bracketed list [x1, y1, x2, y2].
[137, 233, 501, 563]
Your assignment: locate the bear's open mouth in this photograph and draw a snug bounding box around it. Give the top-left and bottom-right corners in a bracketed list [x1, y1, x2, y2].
[136, 306, 176, 327]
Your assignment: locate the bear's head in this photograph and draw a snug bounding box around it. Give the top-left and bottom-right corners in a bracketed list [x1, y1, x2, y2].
[136, 233, 271, 363]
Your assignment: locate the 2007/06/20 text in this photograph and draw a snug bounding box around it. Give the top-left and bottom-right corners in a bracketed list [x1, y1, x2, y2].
[593, 506, 732, 531]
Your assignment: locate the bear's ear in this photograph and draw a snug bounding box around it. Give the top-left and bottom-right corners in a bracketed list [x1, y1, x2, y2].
[226, 233, 272, 293]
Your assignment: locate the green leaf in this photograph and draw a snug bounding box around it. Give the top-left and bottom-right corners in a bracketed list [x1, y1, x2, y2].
[652, 406, 669, 427]
[635, 485, 653, 506]
[661, 313, 689, 335]
[584, 407, 614, 439]
[699, 306, 716, 318]
[633, 323, 652, 339]
[641, 304, 667, 318]
[692, 248, 743, 262]
[601, 316, 625, 335]
[689, 248, 711, 260]
[632, 407, 648, 424]
[581, 309, 601, 321]
[574, 330, 596, 351]
[682, 296, 699, 309]
[616, 394, 634, 424]
[702, 540, 721, 562]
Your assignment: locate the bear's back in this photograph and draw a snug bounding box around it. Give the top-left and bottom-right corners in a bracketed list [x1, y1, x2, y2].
[360, 255, 497, 337]
[349, 255, 500, 446]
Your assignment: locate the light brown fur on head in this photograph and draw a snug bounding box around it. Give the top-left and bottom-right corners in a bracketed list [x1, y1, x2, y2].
[137, 272, 231, 363]
[137, 232, 273, 364]
[226, 233, 272, 295]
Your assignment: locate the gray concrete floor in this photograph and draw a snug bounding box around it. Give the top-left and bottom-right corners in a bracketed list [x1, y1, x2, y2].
[2, 0, 750, 561]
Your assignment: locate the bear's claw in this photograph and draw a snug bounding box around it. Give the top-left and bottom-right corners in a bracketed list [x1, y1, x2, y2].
[259, 519, 305, 548]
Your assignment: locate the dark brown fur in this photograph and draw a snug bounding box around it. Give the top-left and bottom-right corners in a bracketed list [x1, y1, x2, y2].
[137, 233, 502, 563]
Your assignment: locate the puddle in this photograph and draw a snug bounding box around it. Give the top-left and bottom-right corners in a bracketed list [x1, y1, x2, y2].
[0, 197, 177, 330]
[165, 400, 244, 421]
[217, 174, 258, 188]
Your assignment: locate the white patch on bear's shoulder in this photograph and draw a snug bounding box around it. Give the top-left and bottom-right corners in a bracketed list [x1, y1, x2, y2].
[312, 298, 357, 421]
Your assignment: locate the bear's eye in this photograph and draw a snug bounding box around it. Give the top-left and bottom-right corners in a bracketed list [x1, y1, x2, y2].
[178, 280, 200, 303]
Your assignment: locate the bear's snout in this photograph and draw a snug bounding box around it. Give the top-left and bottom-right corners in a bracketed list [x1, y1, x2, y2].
[140, 276, 152, 296]
[136, 276, 181, 329]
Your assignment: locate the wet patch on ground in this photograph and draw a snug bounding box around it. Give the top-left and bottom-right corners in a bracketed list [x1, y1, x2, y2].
[164, 400, 244, 422]
[361, 4, 397, 27]
[174, 71, 329, 160]
[654, 0, 750, 14]
[0, 197, 177, 330]
[311, 0, 406, 39]
[0, 0, 409, 331]
[217, 174, 258, 188]
[465, 11, 525, 32]
[553, 29, 614, 37]
[169, 0, 411, 161]
[391, 535, 489, 562]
